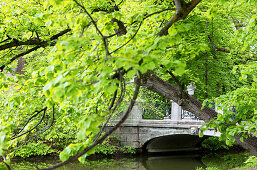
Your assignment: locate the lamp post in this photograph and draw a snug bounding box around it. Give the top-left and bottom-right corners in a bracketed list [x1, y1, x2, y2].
[187, 82, 196, 96]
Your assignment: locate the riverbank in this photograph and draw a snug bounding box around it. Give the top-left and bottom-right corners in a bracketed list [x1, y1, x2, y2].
[4, 136, 257, 170]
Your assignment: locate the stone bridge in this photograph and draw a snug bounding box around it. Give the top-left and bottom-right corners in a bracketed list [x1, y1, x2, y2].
[106, 101, 221, 152]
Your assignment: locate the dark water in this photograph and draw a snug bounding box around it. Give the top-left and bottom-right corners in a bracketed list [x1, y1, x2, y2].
[11, 154, 206, 170]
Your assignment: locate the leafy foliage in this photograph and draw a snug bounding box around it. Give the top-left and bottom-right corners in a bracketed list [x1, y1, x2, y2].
[95, 137, 136, 155]
[201, 137, 229, 151]
[201, 152, 251, 170]
[244, 155, 257, 168]
[201, 62, 257, 145]
[14, 142, 56, 158]
[0, 0, 257, 168]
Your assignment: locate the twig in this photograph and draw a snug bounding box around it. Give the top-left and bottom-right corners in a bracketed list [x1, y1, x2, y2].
[110, 22, 142, 54]
[105, 7, 174, 39]
[95, 73, 126, 141]
[111, 73, 126, 113]
[208, 35, 230, 53]
[10, 106, 55, 158]
[73, 0, 110, 56]
[145, 8, 175, 18]
[11, 107, 47, 140]
[0, 37, 11, 44]
[108, 90, 118, 111]
[12, 107, 47, 139]
[1, 155, 11, 170]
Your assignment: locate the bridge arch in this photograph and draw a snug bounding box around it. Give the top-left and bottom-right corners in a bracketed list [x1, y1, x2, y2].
[142, 134, 209, 153]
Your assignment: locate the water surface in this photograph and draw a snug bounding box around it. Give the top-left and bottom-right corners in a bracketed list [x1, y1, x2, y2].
[11, 154, 206, 170]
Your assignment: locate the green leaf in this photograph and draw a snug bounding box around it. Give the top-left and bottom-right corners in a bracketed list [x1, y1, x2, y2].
[174, 62, 186, 75]
[126, 69, 137, 79]
[43, 82, 52, 92]
[45, 20, 53, 27]
[199, 131, 204, 137]
[60, 147, 71, 162]
[78, 154, 87, 164]
[106, 84, 117, 94]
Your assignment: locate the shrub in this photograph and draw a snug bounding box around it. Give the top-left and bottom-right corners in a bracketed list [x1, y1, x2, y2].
[201, 137, 229, 151]
[14, 142, 56, 158]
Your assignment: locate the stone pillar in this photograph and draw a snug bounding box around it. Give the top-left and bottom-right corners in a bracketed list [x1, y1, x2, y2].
[170, 100, 182, 120]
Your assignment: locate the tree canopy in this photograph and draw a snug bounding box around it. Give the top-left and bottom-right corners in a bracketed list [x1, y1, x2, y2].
[0, 0, 256, 169]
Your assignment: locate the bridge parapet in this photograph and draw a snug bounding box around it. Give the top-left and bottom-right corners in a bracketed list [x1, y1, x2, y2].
[121, 101, 204, 121]
[107, 119, 220, 149]
[107, 101, 222, 151]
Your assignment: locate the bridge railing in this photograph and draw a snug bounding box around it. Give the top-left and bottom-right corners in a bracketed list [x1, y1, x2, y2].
[181, 110, 201, 120]
[180, 102, 216, 120]
[138, 101, 204, 121]
[128, 101, 236, 121]
[141, 103, 171, 120]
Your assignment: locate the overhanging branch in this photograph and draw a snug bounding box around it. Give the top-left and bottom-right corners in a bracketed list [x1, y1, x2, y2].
[157, 0, 202, 36]
[41, 74, 141, 170]
[141, 70, 217, 121]
[0, 28, 71, 72]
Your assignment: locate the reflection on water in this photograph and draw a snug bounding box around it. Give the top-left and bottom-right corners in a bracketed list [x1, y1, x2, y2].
[143, 155, 205, 170]
[11, 154, 206, 170]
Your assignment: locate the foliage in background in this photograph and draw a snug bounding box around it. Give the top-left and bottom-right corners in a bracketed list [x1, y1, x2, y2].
[201, 62, 257, 146]
[14, 142, 56, 158]
[0, 0, 256, 167]
[201, 137, 229, 151]
[95, 137, 136, 155]
[244, 156, 257, 168]
[139, 87, 170, 119]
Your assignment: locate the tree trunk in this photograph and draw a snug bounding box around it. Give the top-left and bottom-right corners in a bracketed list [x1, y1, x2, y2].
[15, 57, 25, 74]
[141, 70, 257, 156]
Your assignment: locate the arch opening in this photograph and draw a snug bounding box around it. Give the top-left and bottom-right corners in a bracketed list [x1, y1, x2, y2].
[143, 134, 209, 153]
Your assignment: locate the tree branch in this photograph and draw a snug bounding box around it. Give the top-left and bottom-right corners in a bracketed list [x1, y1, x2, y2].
[9, 105, 55, 158]
[110, 22, 142, 54]
[145, 7, 176, 18]
[95, 75, 126, 142]
[12, 107, 47, 139]
[73, 0, 110, 56]
[1, 156, 11, 170]
[157, 0, 202, 36]
[141, 70, 257, 156]
[0, 39, 44, 51]
[0, 29, 71, 51]
[0, 28, 71, 72]
[108, 90, 118, 111]
[208, 35, 230, 53]
[141, 70, 217, 121]
[41, 74, 141, 170]
[208, 34, 257, 61]
[166, 70, 188, 103]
